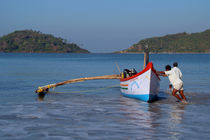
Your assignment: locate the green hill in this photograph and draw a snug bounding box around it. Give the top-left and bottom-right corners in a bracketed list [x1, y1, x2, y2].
[118, 29, 210, 53]
[0, 30, 89, 53]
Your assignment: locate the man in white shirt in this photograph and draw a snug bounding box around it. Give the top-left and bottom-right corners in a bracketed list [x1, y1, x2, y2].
[171, 62, 187, 101]
[172, 62, 182, 79]
[158, 65, 187, 102]
[169, 62, 183, 89]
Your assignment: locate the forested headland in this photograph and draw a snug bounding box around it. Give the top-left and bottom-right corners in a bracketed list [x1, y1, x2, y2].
[117, 29, 210, 53]
[0, 30, 89, 53]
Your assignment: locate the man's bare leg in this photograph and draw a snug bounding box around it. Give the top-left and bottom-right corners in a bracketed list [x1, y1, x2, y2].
[172, 88, 182, 101]
[179, 90, 187, 101]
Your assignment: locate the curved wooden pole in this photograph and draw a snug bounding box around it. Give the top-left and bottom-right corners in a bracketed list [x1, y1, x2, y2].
[35, 74, 120, 95]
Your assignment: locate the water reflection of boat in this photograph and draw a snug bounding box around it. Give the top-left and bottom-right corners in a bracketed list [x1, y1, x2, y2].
[120, 62, 160, 102]
[120, 96, 159, 127]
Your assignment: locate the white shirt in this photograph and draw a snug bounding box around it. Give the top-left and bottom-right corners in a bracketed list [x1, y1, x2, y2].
[172, 67, 182, 79]
[165, 69, 183, 86]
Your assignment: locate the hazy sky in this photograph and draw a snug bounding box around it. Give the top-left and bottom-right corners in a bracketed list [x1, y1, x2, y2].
[0, 0, 210, 52]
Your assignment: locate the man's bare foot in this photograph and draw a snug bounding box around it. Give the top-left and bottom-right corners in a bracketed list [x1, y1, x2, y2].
[181, 100, 188, 104]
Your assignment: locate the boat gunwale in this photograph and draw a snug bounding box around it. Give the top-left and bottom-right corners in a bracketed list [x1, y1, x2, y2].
[120, 62, 160, 82]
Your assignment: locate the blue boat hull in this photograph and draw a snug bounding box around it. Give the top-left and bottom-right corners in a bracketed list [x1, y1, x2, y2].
[121, 92, 158, 102]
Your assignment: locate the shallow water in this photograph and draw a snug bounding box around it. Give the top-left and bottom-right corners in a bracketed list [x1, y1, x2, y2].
[0, 53, 210, 139]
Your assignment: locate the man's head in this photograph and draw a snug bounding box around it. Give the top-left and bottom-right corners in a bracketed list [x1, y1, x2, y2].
[165, 65, 171, 71]
[173, 62, 178, 67]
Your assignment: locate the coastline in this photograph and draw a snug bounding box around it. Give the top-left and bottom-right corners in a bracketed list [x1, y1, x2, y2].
[114, 52, 210, 54]
[0, 52, 210, 54]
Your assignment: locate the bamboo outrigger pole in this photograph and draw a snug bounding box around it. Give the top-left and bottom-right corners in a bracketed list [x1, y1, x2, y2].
[35, 74, 120, 96]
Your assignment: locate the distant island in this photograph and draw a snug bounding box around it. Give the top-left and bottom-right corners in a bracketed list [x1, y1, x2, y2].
[0, 30, 89, 53]
[117, 29, 210, 53]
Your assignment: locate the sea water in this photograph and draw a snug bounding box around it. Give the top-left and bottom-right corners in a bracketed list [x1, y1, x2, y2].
[0, 53, 210, 140]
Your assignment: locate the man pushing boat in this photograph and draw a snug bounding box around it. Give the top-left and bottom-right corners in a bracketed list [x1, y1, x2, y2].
[157, 63, 187, 103]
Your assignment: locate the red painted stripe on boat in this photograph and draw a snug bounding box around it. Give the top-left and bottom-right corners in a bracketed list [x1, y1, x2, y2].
[120, 62, 160, 82]
[120, 84, 128, 86]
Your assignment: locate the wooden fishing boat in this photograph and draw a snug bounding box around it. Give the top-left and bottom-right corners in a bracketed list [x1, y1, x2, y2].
[36, 46, 160, 102]
[120, 62, 160, 102]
